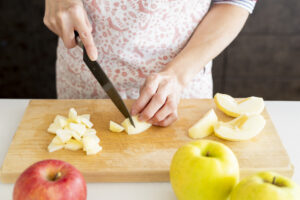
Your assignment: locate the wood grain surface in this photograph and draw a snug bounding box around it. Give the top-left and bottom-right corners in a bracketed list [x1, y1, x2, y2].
[0, 99, 294, 183]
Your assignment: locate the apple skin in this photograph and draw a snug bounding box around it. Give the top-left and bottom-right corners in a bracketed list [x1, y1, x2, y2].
[230, 171, 300, 200]
[170, 140, 239, 200]
[13, 159, 87, 200]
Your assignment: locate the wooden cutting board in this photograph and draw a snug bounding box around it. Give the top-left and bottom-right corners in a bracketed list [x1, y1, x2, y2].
[0, 99, 294, 183]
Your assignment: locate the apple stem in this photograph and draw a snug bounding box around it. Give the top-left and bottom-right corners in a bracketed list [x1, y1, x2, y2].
[272, 176, 276, 185]
[206, 151, 210, 157]
[53, 172, 62, 181]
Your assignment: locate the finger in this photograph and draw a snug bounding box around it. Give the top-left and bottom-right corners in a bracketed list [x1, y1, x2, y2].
[149, 96, 177, 124]
[131, 75, 160, 115]
[84, 12, 93, 32]
[153, 113, 178, 127]
[60, 15, 76, 48]
[139, 83, 169, 122]
[43, 17, 60, 36]
[71, 6, 97, 60]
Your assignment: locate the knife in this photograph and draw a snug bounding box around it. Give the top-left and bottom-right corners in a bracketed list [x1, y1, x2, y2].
[74, 31, 135, 127]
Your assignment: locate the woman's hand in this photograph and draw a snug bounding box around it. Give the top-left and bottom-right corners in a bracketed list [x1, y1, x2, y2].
[43, 0, 97, 60]
[131, 70, 183, 127]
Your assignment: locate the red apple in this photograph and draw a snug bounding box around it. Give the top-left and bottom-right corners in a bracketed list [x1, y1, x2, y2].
[13, 159, 87, 200]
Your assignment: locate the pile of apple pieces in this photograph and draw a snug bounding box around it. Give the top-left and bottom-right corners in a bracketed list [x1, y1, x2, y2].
[109, 116, 151, 135]
[47, 108, 102, 155]
[189, 93, 266, 141]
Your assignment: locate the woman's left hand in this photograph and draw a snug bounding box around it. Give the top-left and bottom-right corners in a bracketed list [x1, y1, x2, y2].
[131, 70, 183, 127]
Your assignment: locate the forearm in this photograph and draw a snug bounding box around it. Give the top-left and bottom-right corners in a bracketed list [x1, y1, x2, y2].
[163, 4, 249, 86]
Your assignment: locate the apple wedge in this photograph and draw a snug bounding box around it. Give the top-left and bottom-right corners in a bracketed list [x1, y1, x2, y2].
[121, 116, 151, 135]
[109, 121, 125, 133]
[214, 93, 265, 117]
[214, 114, 266, 141]
[188, 109, 218, 139]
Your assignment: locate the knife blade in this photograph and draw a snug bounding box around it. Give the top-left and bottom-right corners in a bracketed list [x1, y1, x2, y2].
[74, 32, 135, 127]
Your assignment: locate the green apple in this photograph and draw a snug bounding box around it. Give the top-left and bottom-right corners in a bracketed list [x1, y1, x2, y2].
[230, 171, 300, 200]
[170, 140, 239, 200]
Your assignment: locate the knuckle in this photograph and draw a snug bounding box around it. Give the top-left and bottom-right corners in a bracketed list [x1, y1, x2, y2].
[144, 85, 155, 95]
[69, 4, 83, 17]
[154, 94, 164, 104]
[43, 17, 49, 26]
[167, 100, 177, 110]
[142, 112, 151, 120]
[154, 115, 163, 122]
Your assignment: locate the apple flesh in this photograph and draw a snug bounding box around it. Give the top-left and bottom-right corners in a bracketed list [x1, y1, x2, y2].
[230, 171, 300, 200]
[121, 116, 151, 135]
[214, 114, 266, 141]
[170, 140, 239, 200]
[214, 93, 264, 117]
[188, 108, 218, 139]
[13, 159, 87, 200]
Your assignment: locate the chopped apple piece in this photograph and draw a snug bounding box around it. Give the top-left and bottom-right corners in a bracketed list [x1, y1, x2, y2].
[83, 128, 97, 137]
[68, 108, 78, 121]
[56, 129, 72, 143]
[214, 93, 265, 117]
[78, 117, 93, 128]
[48, 142, 64, 152]
[86, 145, 102, 155]
[80, 114, 90, 120]
[53, 115, 68, 128]
[69, 123, 86, 136]
[51, 136, 64, 145]
[109, 121, 125, 133]
[65, 139, 83, 151]
[47, 123, 60, 134]
[71, 130, 82, 141]
[188, 109, 218, 139]
[121, 116, 151, 135]
[214, 114, 266, 141]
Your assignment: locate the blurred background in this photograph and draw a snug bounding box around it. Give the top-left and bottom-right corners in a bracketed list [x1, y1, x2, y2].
[0, 0, 299, 99]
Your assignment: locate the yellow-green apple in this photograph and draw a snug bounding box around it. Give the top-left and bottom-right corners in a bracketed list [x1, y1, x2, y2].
[13, 160, 86, 200]
[170, 140, 239, 200]
[230, 171, 300, 200]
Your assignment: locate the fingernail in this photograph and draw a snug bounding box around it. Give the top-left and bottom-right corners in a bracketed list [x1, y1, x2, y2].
[91, 51, 97, 61]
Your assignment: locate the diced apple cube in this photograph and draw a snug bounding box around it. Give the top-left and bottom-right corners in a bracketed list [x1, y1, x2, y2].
[83, 128, 97, 137]
[80, 114, 90, 120]
[54, 115, 68, 128]
[51, 136, 64, 145]
[71, 130, 82, 141]
[64, 139, 83, 151]
[56, 129, 72, 143]
[69, 123, 86, 136]
[68, 108, 78, 121]
[48, 142, 64, 152]
[85, 144, 102, 155]
[47, 123, 60, 134]
[79, 117, 93, 128]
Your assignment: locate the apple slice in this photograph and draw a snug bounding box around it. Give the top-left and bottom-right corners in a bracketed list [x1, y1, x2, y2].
[214, 114, 266, 141]
[78, 117, 93, 128]
[65, 139, 83, 151]
[68, 108, 78, 121]
[188, 109, 218, 139]
[53, 115, 68, 128]
[51, 136, 64, 145]
[82, 135, 101, 155]
[121, 116, 151, 135]
[85, 145, 102, 155]
[109, 121, 125, 133]
[214, 93, 264, 117]
[56, 129, 73, 143]
[47, 123, 60, 134]
[69, 123, 86, 136]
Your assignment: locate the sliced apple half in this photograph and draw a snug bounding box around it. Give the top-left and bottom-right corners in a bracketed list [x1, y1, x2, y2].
[121, 116, 151, 135]
[188, 109, 218, 139]
[214, 114, 266, 141]
[109, 121, 125, 133]
[214, 93, 265, 117]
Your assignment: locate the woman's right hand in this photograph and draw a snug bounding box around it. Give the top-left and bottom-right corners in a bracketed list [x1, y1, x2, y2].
[43, 0, 98, 61]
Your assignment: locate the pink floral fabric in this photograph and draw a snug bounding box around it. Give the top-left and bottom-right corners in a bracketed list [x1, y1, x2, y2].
[56, 0, 213, 99]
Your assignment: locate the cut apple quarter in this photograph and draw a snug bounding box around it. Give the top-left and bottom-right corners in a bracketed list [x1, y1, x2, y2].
[121, 116, 152, 135]
[214, 93, 265, 117]
[188, 109, 218, 139]
[214, 114, 266, 141]
[47, 108, 102, 155]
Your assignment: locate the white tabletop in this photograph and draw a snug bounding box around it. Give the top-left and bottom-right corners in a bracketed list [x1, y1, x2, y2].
[0, 99, 299, 200]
